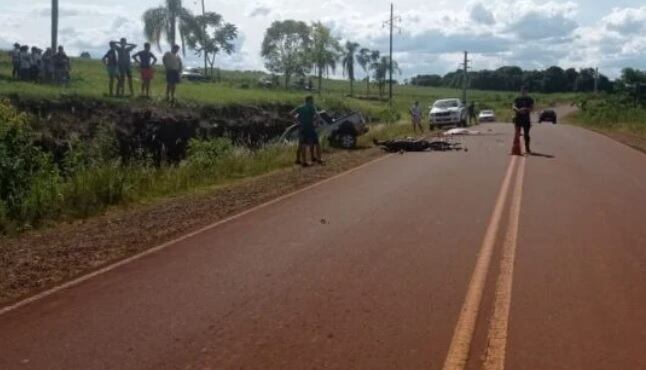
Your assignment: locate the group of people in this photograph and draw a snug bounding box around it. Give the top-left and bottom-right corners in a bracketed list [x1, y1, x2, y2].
[102, 38, 183, 102]
[10, 43, 70, 84]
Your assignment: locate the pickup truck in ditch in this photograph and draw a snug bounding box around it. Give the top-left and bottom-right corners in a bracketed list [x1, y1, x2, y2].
[429, 98, 468, 129]
[279, 111, 369, 149]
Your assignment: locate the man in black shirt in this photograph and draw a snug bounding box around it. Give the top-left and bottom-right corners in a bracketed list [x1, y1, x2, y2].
[513, 87, 535, 154]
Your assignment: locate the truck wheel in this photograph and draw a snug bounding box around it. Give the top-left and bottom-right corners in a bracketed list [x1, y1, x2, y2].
[339, 133, 357, 149]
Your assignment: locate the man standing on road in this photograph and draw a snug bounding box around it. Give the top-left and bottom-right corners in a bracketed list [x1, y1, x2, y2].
[133, 43, 158, 98]
[410, 101, 424, 134]
[468, 101, 478, 126]
[291, 96, 323, 167]
[113, 38, 137, 97]
[513, 87, 535, 154]
[162, 45, 182, 103]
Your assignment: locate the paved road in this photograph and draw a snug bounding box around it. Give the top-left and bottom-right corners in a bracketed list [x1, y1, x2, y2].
[1, 121, 645, 370]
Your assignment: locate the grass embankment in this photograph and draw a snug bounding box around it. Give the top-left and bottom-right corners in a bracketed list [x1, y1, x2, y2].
[570, 95, 646, 153]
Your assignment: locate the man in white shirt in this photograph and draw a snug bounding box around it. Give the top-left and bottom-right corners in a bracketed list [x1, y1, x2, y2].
[162, 45, 182, 103]
[410, 101, 424, 134]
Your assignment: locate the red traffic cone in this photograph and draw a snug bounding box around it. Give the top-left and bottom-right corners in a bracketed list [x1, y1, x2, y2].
[511, 130, 522, 156]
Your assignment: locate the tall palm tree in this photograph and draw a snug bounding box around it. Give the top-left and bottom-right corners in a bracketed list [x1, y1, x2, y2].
[342, 41, 360, 97]
[51, 0, 59, 51]
[372, 55, 400, 99]
[143, 0, 197, 54]
[356, 48, 371, 96]
[309, 22, 341, 95]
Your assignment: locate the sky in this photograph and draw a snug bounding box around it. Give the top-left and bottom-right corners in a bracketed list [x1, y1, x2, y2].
[1, 0, 646, 79]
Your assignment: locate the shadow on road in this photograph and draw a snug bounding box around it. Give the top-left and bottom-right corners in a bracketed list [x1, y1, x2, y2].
[529, 152, 555, 159]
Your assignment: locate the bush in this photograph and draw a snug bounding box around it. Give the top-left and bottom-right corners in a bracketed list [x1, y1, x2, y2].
[0, 100, 62, 231]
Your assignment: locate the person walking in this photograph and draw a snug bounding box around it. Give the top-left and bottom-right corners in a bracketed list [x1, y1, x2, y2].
[290, 95, 323, 167]
[410, 101, 424, 134]
[133, 43, 158, 98]
[10, 43, 21, 79]
[102, 42, 120, 96]
[113, 38, 137, 96]
[512, 87, 535, 155]
[162, 45, 182, 103]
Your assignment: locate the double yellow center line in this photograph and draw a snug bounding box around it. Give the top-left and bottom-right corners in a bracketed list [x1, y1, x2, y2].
[443, 156, 527, 370]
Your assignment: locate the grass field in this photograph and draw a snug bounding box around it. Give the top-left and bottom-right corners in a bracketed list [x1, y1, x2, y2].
[0, 53, 576, 122]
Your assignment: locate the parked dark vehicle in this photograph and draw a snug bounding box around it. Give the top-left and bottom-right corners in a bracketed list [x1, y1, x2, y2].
[539, 109, 557, 124]
[280, 111, 369, 149]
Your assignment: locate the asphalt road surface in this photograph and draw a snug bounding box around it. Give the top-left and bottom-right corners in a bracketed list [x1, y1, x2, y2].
[1, 120, 645, 370]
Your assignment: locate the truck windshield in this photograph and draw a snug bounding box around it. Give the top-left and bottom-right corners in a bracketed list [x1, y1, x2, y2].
[434, 100, 459, 108]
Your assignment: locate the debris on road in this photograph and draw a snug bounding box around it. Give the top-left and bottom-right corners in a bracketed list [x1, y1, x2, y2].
[443, 128, 482, 136]
[373, 138, 464, 152]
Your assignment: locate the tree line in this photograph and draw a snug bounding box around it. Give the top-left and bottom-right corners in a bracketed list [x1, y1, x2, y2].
[410, 66, 614, 93]
[260, 20, 398, 97]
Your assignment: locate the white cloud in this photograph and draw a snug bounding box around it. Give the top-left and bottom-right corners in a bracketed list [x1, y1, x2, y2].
[470, 3, 495, 25]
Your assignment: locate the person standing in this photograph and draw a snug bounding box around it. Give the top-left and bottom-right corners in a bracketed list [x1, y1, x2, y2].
[53, 46, 70, 85]
[102, 42, 119, 96]
[18, 45, 32, 81]
[290, 95, 323, 167]
[468, 101, 478, 125]
[162, 45, 182, 103]
[10, 43, 21, 79]
[410, 101, 424, 134]
[113, 38, 137, 96]
[30, 47, 42, 82]
[42, 48, 54, 82]
[133, 43, 158, 98]
[512, 87, 535, 154]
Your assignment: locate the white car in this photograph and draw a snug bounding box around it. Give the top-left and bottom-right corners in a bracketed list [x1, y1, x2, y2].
[478, 110, 496, 123]
[429, 98, 468, 129]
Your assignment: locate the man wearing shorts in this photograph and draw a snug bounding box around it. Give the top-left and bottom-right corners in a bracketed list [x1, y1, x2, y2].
[133, 43, 158, 98]
[410, 101, 424, 134]
[113, 38, 137, 96]
[291, 96, 323, 166]
[513, 87, 535, 154]
[102, 42, 119, 96]
[162, 45, 182, 103]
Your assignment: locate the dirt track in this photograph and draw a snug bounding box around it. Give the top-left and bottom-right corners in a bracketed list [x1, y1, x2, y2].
[1, 119, 646, 369]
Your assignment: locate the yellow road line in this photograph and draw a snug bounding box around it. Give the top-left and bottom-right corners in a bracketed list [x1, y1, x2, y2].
[483, 157, 526, 370]
[442, 156, 519, 370]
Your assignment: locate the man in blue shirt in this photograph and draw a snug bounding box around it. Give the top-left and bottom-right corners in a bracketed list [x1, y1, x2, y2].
[291, 96, 323, 166]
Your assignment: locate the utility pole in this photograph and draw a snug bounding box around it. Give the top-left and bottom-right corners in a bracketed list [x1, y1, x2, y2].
[200, 0, 208, 76]
[462, 51, 471, 105]
[383, 3, 401, 107]
[51, 0, 59, 52]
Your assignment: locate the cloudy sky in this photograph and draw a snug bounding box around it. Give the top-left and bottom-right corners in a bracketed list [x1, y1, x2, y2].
[1, 0, 645, 78]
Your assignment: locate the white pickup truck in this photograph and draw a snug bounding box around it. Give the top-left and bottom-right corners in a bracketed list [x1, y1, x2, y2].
[429, 98, 468, 129]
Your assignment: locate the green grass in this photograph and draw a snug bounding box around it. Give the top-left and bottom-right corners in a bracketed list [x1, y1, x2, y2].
[0, 53, 576, 122]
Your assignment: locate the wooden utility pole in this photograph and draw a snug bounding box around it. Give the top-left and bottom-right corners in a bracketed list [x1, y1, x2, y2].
[51, 0, 59, 52]
[462, 51, 470, 105]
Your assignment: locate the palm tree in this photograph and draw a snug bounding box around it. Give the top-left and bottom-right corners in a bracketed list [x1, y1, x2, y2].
[373, 56, 400, 99]
[51, 0, 59, 51]
[142, 0, 197, 54]
[309, 22, 341, 95]
[356, 48, 371, 96]
[342, 42, 360, 97]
